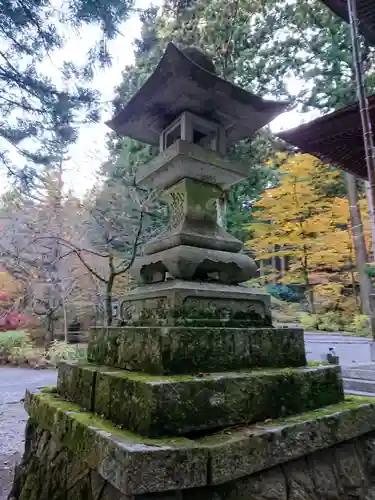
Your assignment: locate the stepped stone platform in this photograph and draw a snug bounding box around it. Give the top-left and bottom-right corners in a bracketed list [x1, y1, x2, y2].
[10, 389, 375, 499]
[343, 363, 375, 397]
[10, 44, 375, 499]
[87, 323, 306, 374]
[58, 361, 343, 437]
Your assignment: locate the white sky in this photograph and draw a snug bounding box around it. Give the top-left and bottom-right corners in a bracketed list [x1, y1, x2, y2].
[0, 0, 316, 198]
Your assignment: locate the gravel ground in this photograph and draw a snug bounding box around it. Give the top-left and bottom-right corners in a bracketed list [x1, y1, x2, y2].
[0, 368, 56, 500]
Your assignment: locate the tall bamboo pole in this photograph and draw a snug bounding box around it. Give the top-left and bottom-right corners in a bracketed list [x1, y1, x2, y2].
[347, 0, 375, 340]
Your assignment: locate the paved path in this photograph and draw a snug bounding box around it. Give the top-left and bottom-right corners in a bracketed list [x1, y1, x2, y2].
[304, 332, 372, 366]
[0, 368, 56, 500]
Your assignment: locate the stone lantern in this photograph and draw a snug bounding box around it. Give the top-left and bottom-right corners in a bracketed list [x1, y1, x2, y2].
[107, 43, 288, 326]
[15, 44, 365, 500]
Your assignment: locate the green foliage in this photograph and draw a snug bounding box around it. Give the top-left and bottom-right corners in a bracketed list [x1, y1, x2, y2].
[298, 312, 320, 330]
[318, 311, 343, 332]
[46, 341, 87, 365]
[0, 0, 133, 178]
[365, 263, 375, 278]
[267, 284, 300, 303]
[0, 330, 28, 361]
[346, 315, 371, 337]
[0, 331, 87, 366]
[0, 330, 27, 344]
[297, 311, 371, 336]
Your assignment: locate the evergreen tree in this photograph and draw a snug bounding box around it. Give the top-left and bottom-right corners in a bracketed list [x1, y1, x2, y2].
[106, 0, 375, 246]
[0, 0, 133, 181]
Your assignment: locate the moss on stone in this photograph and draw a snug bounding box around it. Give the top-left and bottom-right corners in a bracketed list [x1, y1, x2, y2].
[27, 389, 198, 448]
[22, 387, 375, 493]
[235, 396, 375, 429]
[57, 363, 344, 438]
[197, 397, 375, 449]
[123, 304, 272, 328]
[88, 326, 306, 375]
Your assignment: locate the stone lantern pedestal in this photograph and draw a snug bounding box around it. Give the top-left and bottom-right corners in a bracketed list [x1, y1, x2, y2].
[10, 43, 375, 500]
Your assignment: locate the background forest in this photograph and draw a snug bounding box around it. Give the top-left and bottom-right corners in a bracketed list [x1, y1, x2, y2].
[1, 0, 375, 359]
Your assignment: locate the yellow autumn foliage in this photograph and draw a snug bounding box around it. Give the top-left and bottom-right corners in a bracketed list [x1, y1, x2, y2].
[247, 153, 370, 306]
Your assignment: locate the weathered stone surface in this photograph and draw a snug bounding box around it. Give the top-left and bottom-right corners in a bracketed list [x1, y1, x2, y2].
[25, 389, 208, 495]
[118, 280, 272, 327]
[58, 362, 343, 437]
[203, 398, 375, 485]
[88, 326, 305, 375]
[307, 450, 339, 499]
[182, 468, 289, 500]
[11, 394, 375, 500]
[133, 245, 257, 285]
[136, 139, 251, 190]
[22, 389, 375, 490]
[57, 360, 96, 410]
[334, 442, 367, 493]
[283, 458, 318, 500]
[144, 178, 243, 255]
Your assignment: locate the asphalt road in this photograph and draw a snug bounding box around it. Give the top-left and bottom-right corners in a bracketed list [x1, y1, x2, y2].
[0, 368, 57, 500]
[0, 333, 373, 498]
[304, 332, 373, 365]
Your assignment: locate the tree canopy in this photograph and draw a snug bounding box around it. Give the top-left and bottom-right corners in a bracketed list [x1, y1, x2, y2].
[0, 0, 133, 181]
[106, 0, 375, 241]
[249, 153, 370, 313]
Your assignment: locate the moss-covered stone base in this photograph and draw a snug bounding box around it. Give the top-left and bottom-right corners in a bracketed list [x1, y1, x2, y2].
[58, 361, 344, 437]
[88, 325, 305, 375]
[11, 396, 375, 499]
[12, 388, 375, 497]
[118, 280, 272, 327]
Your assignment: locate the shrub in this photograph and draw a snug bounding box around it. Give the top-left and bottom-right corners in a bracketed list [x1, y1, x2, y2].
[46, 341, 78, 365]
[346, 314, 371, 336]
[318, 311, 343, 332]
[0, 331, 47, 367]
[298, 312, 319, 330]
[0, 332, 87, 368]
[9, 338, 46, 367]
[267, 284, 300, 303]
[0, 311, 33, 332]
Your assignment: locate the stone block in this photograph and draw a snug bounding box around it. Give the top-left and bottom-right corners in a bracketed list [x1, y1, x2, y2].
[88, 326, 306, 375]
[58, 362, 344, 437]
[132, 245, 257, 285]
[333, 442, 368, 495]
[136, 139, 249, 191]
[202, 397, 375, 485]
[25, 389, 209, 495]
[20, 389, 375, 497]
[306, 449, 339, 499]
[119, 280, 272, 327]
[57, 360, 96, 410]
[283, 458, 318, 500]
[144, 178, 243, 256]
[13, 419, 375, 500]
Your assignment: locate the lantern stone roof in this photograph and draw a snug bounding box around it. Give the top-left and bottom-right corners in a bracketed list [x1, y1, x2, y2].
[321, 0, 375, 45]
[277, 95, 375, 179]
[106, 43, 289, 146]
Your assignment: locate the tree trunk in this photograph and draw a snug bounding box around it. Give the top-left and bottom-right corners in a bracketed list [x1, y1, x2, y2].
[105, 278, 114, 326]
[367, 181, 375, 259]
[302, 246, 315, 314]
[45, 312, 54, 347]
[346, 172, 372, 314]
[63, 300, 68, 342]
